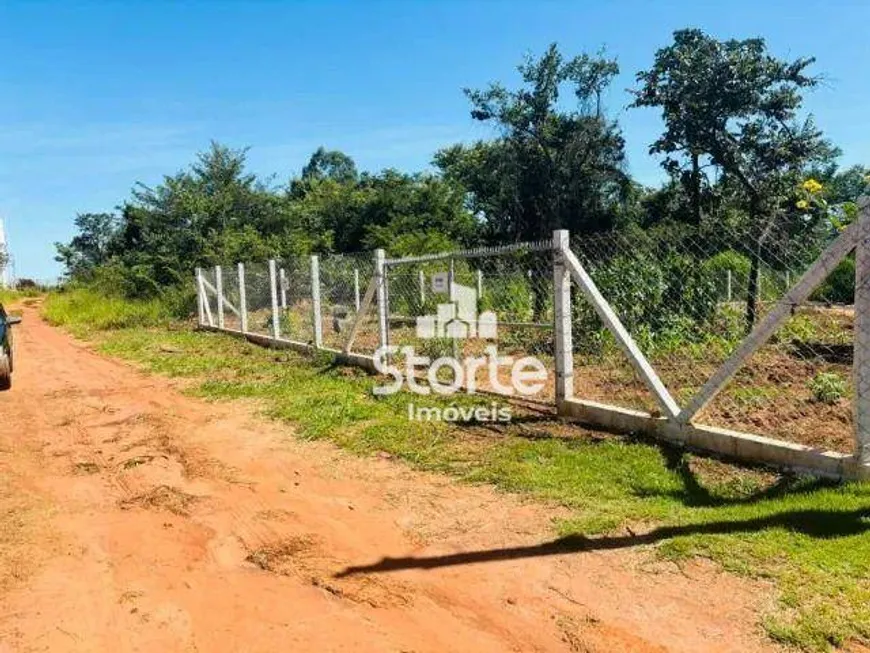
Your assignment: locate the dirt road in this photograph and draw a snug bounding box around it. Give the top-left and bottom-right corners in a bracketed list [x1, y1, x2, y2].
[0, 306, 778, 652]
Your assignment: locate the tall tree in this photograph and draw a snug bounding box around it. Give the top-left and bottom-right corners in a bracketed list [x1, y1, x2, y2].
[299, 147, 358, 185]
[54, 212, 118, 278]
[633, 28, 835, 330]
[436, 44, 629, 243]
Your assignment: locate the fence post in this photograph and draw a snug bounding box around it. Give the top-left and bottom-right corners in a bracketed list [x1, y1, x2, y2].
[419, 269, 425, 306]
[375, 249, 388, 350]
[854, 199, 870, 465]
[354, 268, 361, 311]
[195, 268, 205, 325]
[476, 269, 483, 299]
[553, 230, 574, 404]
[448, 258, 456, 302]
[238, 262, 248, 333]
[726, 270, 732, 302]
[311, 255, 323, 348]
[269, 259, 280, 340]
[280, 268, 288, 310]
[215, 265, 225, 329]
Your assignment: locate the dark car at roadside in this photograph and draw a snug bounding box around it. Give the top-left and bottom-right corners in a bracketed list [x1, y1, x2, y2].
[0, 304, 21, 390]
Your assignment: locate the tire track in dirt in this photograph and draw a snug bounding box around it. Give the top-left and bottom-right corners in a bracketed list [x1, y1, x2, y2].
[0, 304, 781, 652]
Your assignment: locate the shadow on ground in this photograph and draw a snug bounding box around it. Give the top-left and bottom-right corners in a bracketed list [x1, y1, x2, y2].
[336, 507, 870, 578]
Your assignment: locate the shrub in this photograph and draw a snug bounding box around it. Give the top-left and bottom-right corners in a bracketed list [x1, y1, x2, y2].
[702, 250, 751, 300]
[809, 372, 847, 404]
[573, 251, 719, 352]
[810, 256, 855, 304]
[479, 271, 535, 322]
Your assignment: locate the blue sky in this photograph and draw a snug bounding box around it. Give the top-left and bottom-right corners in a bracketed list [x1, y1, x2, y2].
[2, 0, 869, 280]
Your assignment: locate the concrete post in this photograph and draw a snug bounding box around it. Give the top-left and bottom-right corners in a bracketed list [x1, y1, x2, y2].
[476, 269, 483, 299]
[238, 262, 248, 333]
[215, 265, 225, 329]
[279, 268, 288, 309]
[311, 255, 323, 348]
[354, 268, 361, 312]
[419, 269, 425, 307]
[854, 199, 870, 465]
[726, 270, 732, 302]
[448, 257, 458, 359]
[553, 230, 574, 403]
[269, 259, 280, 340]
[375, 249, 388, 350]
[195, 268, 205, 326]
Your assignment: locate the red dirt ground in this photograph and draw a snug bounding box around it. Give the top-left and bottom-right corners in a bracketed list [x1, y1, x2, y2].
[0, 305, 782, 652]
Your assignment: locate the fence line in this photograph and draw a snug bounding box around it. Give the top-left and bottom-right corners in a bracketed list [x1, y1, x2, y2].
[197, 210, 870, 480]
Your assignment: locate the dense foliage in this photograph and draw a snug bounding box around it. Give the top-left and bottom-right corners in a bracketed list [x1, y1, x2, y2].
[56, 30, 868, 329]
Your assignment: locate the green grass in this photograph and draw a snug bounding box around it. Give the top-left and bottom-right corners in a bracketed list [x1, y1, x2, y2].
[44, 290, 870, 652]
[43, 287, 172, 336]
[0, 288, 21, 304]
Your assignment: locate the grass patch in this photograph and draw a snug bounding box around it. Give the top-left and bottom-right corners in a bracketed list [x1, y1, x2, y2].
[43, 287, 172, 336]
[0, 288, 22, 305]
[45, 291, 870, 651]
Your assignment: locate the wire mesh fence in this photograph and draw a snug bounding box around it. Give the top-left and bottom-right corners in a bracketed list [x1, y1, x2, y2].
[320, 252, 376, 352]
[275, 256, 313, 344]
[219, 265, 243, 332]
[570, 219, 853, 452]
[384, 242, 555, 402]
[196, 209, 869, 474]
[243, 261, 273, 337]
[200, 267, 219, 328]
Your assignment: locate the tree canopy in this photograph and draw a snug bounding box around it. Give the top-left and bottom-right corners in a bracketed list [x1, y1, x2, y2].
[55, 29, 861, 318]
[436, 44, 629, 242]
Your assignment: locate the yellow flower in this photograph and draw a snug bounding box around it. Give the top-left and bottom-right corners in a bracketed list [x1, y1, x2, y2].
[796, 199, 809, 210]
[802, 178, 823, 194]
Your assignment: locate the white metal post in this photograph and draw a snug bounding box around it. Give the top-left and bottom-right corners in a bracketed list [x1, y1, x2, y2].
[215, 265, 225, 329]
[854, 199, 870, 465]
[238, 262, 248, 333]
[195, 268, 205, 326]
[311, 255, 323, 348]
[553, 230, 574, 403]
[269, 259, 280, 340]
[354, 268, 361, 312]
[375, 249, 388, 350]
[279, 268, 288, 310]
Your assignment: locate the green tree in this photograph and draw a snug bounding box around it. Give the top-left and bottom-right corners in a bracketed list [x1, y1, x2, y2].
[436, 44, 629, 243]
[299, 147, 358, 185]
[54, 212, 118, 278]
[633, 28, 835, 330]
[109, 142, 280, 293]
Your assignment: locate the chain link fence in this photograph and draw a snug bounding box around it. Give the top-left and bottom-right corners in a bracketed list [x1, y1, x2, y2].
[320, 252, 376, 352]
[197, 207, 869, 477]
[569, 219, 853, 453]
[384, 242, 555, 402]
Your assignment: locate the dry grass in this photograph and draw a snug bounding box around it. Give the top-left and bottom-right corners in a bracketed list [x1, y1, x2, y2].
[119, 485, 200, 516]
